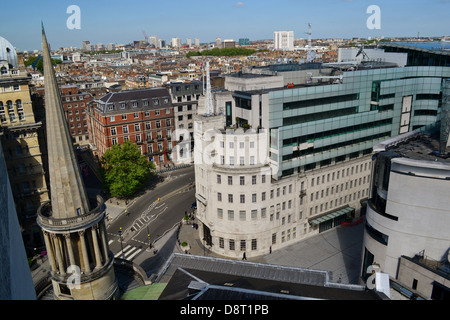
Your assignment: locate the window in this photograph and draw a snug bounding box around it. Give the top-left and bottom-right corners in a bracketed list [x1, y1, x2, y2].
[111, 127, 117, 135]
[135, 123, 141, 131]
[228, 194, 233, 203]
[228, 210, 234, 221]
[252, 175, 257, 184]
[110, 115, 115, 122]
[217, 193, 222, 201]
[240, 240, 246, 251]
[239, 210, 246, 221]
[251, 239, 257, 250]
[252, 193, 257, 203]
[228, 176, 232, 185]
[240, 194, 245, 203]
[217, 208, 223, 219]
[217, 174, 221, 184]
[229, 239, 235, 251]
[240, 176, 245, 185]
[251, 210, 257, 220]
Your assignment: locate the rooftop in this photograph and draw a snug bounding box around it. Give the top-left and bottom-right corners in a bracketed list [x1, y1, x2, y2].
[383, 41, 450, 56]
[377, 124, 450, 164]
[154, 254, 384, 300]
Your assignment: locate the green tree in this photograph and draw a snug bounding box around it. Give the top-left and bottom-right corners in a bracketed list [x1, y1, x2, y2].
[24, 56, 62, 73]
[100, 141, 155, 198]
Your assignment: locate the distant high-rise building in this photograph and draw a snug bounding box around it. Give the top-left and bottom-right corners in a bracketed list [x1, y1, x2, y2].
[194, 38, 200, 47]
[239, 38, 250, 46]
[186, 38, 192, 48]
[171, 38, 181, 49]
[274, 31, 294, 51]
[223, 39, 236, 48]
[149, 35, 158, 48]
[81, 40, 90, 51]
[215, 37, 221, 48]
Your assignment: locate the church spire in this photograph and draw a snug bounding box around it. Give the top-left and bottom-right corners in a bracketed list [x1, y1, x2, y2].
[41, 24, 90, 219]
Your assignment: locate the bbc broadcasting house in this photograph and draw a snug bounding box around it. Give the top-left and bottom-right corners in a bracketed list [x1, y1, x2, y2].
[189, 44, 450, 259]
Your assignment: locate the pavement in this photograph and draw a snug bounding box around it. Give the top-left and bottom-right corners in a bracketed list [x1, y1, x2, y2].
[167, 214, 366, 285]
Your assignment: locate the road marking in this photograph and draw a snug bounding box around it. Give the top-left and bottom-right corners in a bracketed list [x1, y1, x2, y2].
[127, 248, 142, 260]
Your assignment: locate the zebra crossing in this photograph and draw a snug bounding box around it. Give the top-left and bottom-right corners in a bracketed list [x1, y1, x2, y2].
[109, 239, 143, 261]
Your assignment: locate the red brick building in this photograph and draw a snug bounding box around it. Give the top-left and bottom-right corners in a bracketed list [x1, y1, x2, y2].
[87, 87, 175, 166]
[36, 84, 93, 145]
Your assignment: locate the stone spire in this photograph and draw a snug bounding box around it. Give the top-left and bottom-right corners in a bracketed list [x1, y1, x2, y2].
[41, 24, 90, 219]
[37, 25, 118, 300]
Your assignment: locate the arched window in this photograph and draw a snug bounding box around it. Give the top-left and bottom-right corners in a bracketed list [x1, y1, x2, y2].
[6, 100, 13, 111]
[0, 66, 7, 75]
[0, 101, 4, 112]
[15, 99, 22, 109]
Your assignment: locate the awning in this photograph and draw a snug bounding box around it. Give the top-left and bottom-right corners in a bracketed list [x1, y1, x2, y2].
[309, 206, 354, 226]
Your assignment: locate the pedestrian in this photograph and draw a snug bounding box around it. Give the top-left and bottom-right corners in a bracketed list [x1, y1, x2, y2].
[242, 252, 247, 260]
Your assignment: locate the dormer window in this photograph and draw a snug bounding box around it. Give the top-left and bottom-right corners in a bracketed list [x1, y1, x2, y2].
[153, 98, 159, 106]
[132, 101, 138, 108]
[107, 104, 114, 111]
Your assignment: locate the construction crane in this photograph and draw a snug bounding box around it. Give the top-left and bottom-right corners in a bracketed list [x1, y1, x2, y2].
[31, 55, 42, 71]
[142, 30, 149, 42]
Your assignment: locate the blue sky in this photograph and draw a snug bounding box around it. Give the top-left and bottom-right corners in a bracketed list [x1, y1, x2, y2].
[1, 0, 449, 51]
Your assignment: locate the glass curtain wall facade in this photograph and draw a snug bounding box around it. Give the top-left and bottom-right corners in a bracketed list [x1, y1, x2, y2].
[266, 66, 450, 179]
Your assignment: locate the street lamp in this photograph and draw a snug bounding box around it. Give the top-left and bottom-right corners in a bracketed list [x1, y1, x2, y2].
[118, 227, 124, 259]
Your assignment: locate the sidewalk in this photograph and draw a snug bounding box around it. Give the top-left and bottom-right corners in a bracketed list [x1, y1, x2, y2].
[172, 215, 366, 285]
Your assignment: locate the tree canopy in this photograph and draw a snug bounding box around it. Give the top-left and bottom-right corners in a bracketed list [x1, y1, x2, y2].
[24, 56, 62, 73]
[99, 141, 155, 198]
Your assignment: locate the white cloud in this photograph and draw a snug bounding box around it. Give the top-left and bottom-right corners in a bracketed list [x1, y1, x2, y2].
[234, 2, 245, 7]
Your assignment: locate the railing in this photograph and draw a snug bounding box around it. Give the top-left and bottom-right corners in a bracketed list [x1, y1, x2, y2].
[37, 195, 105, 229]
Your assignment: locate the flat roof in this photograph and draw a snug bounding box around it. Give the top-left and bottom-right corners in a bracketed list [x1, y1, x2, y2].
[382, 124, 450, 163]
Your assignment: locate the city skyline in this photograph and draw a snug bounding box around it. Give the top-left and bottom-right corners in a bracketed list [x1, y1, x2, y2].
[1, 0, 450, 52]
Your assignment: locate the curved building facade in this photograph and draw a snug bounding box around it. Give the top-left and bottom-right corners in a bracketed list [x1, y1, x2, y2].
[361, 125, 450, 298]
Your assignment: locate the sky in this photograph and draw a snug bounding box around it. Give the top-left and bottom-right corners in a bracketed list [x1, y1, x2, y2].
[1, 0, 449, 52]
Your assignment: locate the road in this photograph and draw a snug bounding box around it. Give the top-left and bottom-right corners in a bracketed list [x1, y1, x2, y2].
[106, 166, 196, 261]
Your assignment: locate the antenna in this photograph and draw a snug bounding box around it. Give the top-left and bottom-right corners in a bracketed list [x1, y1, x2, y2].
[306, 23, 315, 63]
[205, 60, 214, 116]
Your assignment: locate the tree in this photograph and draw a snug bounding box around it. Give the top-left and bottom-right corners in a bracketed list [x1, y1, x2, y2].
[24, 56, 62, 73]
[99, 141, 155, 198]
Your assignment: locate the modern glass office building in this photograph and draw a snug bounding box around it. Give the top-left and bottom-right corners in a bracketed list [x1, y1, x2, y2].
[194, 50, 450, 259]
[264, 65, 450, 179]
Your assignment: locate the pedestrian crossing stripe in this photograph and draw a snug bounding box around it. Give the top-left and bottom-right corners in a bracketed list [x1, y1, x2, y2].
[114, 244, 142, 261]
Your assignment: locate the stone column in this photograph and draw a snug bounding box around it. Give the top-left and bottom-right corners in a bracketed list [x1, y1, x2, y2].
[99, 221, 109, 263]
[53, 234, 66, 276]
[64, 233, 76, 268]
[79, 230, 91, 273]
[91, 225, 103, 269]
[43, 231, 58, 273]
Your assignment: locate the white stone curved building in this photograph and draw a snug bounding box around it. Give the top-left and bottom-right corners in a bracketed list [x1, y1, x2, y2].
[361, 122, 450, 299]
[191, 56, 450, 259]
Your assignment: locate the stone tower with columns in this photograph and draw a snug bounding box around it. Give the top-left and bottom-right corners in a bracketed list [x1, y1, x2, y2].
[36, 24, 118, 300]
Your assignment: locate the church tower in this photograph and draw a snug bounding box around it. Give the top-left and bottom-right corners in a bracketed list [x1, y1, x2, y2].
[36, 24, 118, 300]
